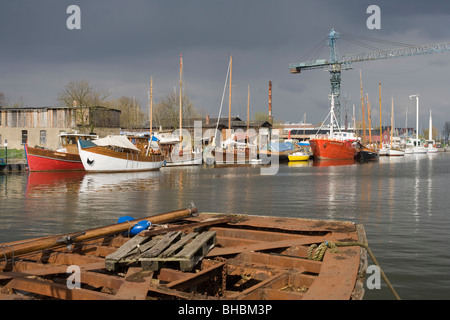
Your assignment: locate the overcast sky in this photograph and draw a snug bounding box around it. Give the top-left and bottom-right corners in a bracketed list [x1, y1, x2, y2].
[1, 0, 450, 134]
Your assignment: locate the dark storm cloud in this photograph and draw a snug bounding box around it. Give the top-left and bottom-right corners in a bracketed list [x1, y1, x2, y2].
[1, 0, 450, 132]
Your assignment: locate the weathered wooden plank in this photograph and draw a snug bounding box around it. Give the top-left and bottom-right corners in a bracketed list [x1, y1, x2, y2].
[174, 231, 216, 271]
[105, 235, 150, 271]
[160, 232, 198, 258]
[140, 231, 182, 271]
[139, 231, 216, 272]
[141, 231, 182, 258]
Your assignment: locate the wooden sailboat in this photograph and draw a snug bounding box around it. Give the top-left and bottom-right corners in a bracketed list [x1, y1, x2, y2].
[158, 54, 203, 166]
[212, 56, 257, 164]
[355, 71, 379, 161]
[77, 135, 165, 172]
[387, 97, 405, 156]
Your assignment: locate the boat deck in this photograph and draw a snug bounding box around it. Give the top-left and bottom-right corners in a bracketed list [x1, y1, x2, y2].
[0, 211, 367, 300]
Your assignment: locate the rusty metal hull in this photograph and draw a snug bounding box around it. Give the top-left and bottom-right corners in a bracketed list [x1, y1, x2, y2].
[0, 213, 367, 300]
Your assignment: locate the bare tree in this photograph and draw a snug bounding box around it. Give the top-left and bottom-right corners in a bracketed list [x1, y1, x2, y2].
[0, 93, 5, 106]
[105, 96, 145, 130]
[58, 81, 109, 133]
[154, 91, 198, 129]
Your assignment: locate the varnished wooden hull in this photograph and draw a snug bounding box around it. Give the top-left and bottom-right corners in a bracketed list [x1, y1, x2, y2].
[78, 141, 165, 172]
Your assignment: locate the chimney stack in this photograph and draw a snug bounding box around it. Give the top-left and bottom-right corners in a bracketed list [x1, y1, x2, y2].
[206, 114, 210, 125]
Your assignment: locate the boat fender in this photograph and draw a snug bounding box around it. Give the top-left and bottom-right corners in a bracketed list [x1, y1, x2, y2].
[130, 220, 152, 236]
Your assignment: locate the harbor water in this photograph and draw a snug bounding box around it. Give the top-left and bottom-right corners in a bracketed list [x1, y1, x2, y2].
[1, 153, 450, 300]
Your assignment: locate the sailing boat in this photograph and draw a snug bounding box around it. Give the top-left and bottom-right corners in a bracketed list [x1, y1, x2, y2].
[355, 72, 379, 161]
[212, 56, 258, 164]
[426, 110, 438, 153]
[387, 97, 405, 156]
[158, 54, 203, 166]
[77, 135, 165, 172]
[409, 94, 428, 154]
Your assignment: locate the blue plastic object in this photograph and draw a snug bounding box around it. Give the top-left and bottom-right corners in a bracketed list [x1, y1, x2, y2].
[130, 220, 151, 236]
[117, 216, 135, 224]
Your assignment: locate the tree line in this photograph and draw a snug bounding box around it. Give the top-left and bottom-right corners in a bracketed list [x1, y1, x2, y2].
[57, 80, 203, 133]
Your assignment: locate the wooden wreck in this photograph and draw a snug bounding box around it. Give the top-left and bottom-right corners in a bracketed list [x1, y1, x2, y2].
[0, 205, 368, 300]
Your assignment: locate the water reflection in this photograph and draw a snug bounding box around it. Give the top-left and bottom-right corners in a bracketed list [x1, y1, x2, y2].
[26, 171, 86, 197]
[79, 171, 161, 193]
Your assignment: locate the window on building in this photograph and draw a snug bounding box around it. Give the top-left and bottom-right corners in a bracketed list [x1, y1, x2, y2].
[40, 130, 47, 145]
[21, 130, 28, 144]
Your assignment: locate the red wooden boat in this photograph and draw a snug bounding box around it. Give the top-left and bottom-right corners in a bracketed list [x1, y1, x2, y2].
[25, 133, 97, 172]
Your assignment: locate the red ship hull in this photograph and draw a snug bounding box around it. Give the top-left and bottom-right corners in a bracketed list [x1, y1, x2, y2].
[309, 138, 357, 160]
[25, 145, 84, 171]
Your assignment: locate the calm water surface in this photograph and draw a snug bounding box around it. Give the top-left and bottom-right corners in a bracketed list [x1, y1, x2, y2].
[1, 153, 450, 300]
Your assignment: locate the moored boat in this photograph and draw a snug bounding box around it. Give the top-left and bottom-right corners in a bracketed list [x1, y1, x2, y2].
[77, 135, 165, 173]
[309, 95, 359, 161]
[212, 139, 258, 164]
[288, 151, 310, 161]
[355, 143, 379, 161]
[0, 205, 370, 300]
[154, 54, 203, 167]
[24, 132, 98, 172]
[310, 131, 359, 160]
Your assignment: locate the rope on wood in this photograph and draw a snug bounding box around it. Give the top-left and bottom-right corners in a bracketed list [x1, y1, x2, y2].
[307, 240, 401, 300]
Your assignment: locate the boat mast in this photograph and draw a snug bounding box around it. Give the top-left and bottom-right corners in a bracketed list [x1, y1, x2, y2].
[330, 94, 335, 137]
[228, 55, 233, 133]
[409, 94, 419, 142]
[150, 77, 153, 138]
[379, 82, 382, 147]
[147, 76, 153, 155]
[179, 54, 183, 142]
[367, 93, 372, 144]
[360, 70, 366, 144]
[214, 58, 231, 144]
[390, 96, 394, 148]
[247, 84, 250, 141]
[429, 110, 432, 141]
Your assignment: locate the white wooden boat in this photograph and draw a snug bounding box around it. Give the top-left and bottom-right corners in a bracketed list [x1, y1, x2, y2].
[77, 135, 165, 173]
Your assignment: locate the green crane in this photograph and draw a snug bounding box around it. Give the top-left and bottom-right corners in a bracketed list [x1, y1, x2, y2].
[290, 28, 450, 124]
